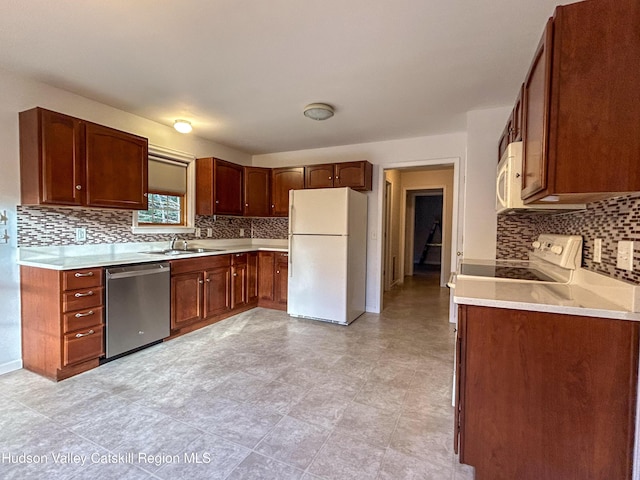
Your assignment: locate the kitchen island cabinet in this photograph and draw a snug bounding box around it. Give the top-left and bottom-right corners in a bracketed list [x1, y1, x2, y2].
[20, 266, 105, 381]
[455, 305, 638, 480]
[258, 251, 288, 311]
[520, 0, 640, 204]
[19, 107, 148, 210]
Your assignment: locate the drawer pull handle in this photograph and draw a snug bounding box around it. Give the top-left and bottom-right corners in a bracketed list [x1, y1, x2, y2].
[74, 310, 94, 318]
[74, 272, 94, 277]
[75, 329, 95, 338]
[74, 291, 94, 298]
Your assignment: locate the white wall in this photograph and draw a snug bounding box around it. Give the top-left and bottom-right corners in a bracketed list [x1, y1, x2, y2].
[253, 133, 468, 313]
[0, 67, 251, 374]
[463, 107, 511, 260]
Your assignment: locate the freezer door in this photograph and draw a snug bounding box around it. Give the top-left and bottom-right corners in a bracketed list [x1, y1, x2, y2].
[288, 234, 348, 324]
[289, 188, 349, 235]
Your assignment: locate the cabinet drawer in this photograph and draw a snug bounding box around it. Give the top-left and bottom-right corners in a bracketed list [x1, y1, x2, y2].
[62, 287, 104, 313]
[63, 325, 104, 367]
[171, 255, 231, 275]
[63, 306, 104, 334]
[231, 253, 247, 265]
[62, 268, 103, 291]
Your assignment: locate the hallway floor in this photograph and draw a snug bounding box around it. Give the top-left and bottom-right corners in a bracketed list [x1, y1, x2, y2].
[0, 275, 473, 479]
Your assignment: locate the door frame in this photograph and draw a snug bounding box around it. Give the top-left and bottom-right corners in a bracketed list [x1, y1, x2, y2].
[376, 156, 463, 312]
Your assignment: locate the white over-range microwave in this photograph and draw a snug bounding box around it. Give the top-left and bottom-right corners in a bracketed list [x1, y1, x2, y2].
[496, 142, 585, 214]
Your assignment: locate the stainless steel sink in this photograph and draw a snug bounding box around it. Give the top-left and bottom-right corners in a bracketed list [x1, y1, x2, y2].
[141, 248, 224, 255]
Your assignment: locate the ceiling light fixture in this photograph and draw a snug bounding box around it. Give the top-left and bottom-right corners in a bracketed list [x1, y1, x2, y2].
[173, 119, 192, 134]
[303, 103, 334, 121]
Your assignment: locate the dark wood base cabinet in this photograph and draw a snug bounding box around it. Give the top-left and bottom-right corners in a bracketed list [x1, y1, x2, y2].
[257, 251, 288, 311]
[20, 266, 105, 381]
[455, 305, 639, 480]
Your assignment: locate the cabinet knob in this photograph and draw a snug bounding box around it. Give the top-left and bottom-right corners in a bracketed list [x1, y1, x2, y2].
[75, 185, 82, 190]
[329, 176, 332, 180]
[216, 200, 219, 204]
[335, 176, 339, 180]
[199, 280, 204, 284]
[233, 273, 238, 277]
[206, 278, 211, 282]
[276, 270, 280, 274]
[271, 204, 275, 208]
[245, 203, 249, 207]
[143, 193, 148, 197]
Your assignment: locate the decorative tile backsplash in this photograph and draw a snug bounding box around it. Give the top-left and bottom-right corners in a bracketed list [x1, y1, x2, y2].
[497, 193, 640, 284]
[17, 206, 288, 247]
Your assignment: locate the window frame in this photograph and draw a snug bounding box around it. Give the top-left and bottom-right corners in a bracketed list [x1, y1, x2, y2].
[132, 145, 196, 234]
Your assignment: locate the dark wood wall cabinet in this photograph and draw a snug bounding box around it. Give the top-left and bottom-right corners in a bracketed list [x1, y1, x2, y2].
[455, 305, 638, 480]
[21, 266, 105, 381]
[196, 157, 244, 216]
[271, 167, 304, 217]
[243, 167, 271, 217]
[304, 161, 373, 191]
[196, 160, 372, 218]
[511, 0, 640, 203]
[19, 107, 148, 210]
[257, 251, 288, 311]
[498, 86, 523, 161]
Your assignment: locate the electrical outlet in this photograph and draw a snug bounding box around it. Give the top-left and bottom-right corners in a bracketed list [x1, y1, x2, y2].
[75, 227, 87, 242]
[593, 238, 602, 263]
[616, 240, 634, 271]
[239, 228, 245, 237]
[195, 227, 201, 238]
[207, 228, 213, 238]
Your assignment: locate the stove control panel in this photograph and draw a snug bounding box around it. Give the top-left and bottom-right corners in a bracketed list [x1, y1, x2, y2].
[530, 234, 583, 270]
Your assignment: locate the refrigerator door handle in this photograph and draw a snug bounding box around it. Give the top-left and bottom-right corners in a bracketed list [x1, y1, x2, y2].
[289, 236, 293, 277]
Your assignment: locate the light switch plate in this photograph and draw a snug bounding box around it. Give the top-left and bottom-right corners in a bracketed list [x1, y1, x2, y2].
[617, 240, 634, 271]
[239, 228, 245, 237]
[206, 228, 213, 238]
[195, 227, 201, 238]
[593, 238, 602, 263]
[75, 227, 86, 242]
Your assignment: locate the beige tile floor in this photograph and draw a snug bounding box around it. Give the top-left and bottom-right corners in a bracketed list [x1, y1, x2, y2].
[0, 274, 474, 479]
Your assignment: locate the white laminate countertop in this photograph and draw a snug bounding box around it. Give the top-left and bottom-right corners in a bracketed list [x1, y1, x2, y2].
[450, 272, 640, 322]
[17, 240, 288, 271]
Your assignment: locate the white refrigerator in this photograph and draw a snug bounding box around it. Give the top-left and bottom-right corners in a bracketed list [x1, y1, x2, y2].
[287, 187, 368, 325]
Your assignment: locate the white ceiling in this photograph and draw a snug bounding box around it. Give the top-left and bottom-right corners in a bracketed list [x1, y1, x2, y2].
[0, 0, 574, 154]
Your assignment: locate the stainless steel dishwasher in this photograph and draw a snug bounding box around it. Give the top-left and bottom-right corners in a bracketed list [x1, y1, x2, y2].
[105, 262, 170, 359]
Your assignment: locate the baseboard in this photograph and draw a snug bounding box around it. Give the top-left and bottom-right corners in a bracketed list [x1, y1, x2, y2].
[0, 359, 23, 376]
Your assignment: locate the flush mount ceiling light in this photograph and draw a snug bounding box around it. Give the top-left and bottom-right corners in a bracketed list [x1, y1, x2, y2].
[173, 119, 192, 134]
[303, 103, 334, 121]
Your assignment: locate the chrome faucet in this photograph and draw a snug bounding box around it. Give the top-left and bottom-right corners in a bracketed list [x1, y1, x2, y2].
[170, 235, 179, 250]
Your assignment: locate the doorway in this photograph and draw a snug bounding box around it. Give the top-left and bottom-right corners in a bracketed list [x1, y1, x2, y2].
[411, 190, 444, 279]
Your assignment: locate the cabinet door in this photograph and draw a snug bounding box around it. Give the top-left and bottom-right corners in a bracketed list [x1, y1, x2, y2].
[171, 271, 203, 330]
[497, 122, 512, 162]
[231, 262, 248, 310]
[304, 164, 334, 189]
[258, 251, 275, 301]
[334, 161, 372, 191]
[195, 157, 215, 216]
[204, 266, 231, 318]
[84, 122, 148, 209]
[274, 254, 288, 306]
[244, 167, 271, 217]
[271, 167, 304, 216]
[215, 159, 243, 215]
[247, 251, 259, 304]
[521, 20, 553, 200]
[20, 108, 85, 206]
[511, 85, 524, 142]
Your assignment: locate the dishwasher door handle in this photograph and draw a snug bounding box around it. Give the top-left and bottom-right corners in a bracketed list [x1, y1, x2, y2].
[107, 266, 169, 280]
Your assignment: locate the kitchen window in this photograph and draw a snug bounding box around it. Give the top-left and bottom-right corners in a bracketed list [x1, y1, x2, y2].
[132, 145, 196, 234]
